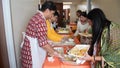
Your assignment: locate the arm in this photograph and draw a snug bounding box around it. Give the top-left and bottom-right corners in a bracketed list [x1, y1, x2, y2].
[73, 21, 80, 37]
[80, 53, 102, 62]
[91, 56, 102, 62]
[42, 44, 56, 56]
[36, 20, 61, 57]
[46, 20, 63, 42]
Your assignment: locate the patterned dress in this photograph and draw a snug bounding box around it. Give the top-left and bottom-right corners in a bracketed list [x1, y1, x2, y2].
[21, 11, 48, 68]
[96, 23, 120, 68]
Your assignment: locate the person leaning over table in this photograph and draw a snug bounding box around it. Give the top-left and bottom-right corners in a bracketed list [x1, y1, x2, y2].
[72, 12, 90, 40]
[79, 8, 120, 68]
[21, 1, 62, 68]
[46, 11, 67, 42]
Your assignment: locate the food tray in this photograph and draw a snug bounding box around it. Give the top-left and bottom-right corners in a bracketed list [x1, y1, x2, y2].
[68, 44, 90, 58]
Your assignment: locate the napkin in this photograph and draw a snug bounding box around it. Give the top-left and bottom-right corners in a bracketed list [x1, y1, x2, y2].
[47, 57, 55, 62]
[76, 58, 86, 64]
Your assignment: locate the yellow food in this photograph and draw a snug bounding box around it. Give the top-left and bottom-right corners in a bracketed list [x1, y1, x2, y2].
[46, 20, 63, 42]
[77, 48, 87, 56]
[69, 47, 87, 57]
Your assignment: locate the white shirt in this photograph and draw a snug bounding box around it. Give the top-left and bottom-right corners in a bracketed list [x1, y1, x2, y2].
[74, 20, 89, 36]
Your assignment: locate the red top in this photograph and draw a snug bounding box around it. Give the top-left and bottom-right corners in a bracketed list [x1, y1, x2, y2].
[21, 11, 48, 68]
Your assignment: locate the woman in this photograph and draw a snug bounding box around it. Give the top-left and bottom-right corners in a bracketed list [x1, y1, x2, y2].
[73, 12, 91, 44]
[73, 12, 89, 37]
[81, 8, 120, 68]
[21, 1, 61, 68]
[46, 11, 64, 42]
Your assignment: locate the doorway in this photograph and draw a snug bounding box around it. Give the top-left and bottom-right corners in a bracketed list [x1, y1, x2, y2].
[0, 0, 9, 67]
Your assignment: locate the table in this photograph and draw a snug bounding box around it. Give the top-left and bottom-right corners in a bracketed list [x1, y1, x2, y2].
[43, 57, 91, 68]
[43, 29, 91, 68]
[43, 39, 91, 68]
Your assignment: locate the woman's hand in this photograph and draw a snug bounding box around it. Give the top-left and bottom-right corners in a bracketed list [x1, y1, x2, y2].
[79, 53, 102, 63]
[79, 53, 94, 62]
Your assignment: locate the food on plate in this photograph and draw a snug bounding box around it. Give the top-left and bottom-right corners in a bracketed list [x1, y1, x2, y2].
[68, 45, 89, 57]
[58, 28, 69, 33]
[69, 47, 87, 57]
[79, 33, 92, 37]
[78, 48, 88, 56]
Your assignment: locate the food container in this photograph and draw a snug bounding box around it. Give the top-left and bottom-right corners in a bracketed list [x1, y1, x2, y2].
[68, 44, 90, 58]
[60, 44, 90, 65]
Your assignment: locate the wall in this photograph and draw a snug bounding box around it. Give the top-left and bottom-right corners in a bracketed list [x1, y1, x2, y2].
[0, 0, 9, 67]
[10, 0, 39, 67]
[92, 0, 120, 24]
[70, 2, 88, 22]
[70, 0, 120, 24]
[70, 4, 77, 22]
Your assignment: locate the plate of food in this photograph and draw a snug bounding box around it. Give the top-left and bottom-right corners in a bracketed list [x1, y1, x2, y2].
[58, 28, 69, 34]
[68, 44, 90, 58]
[79, 33, 92, 37]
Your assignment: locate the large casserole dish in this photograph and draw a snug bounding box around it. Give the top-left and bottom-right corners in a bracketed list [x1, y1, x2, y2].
[68, 44, 90, 58]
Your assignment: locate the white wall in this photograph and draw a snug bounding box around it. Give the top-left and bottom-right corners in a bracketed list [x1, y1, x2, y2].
[92, 0, 120, 24]
[70, 2, 88, 22]
[70, 0, 120, 24]
[70, 4, 77, 22]
[10, 0, 39, 67]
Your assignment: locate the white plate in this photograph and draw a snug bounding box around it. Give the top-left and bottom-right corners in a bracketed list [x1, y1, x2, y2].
[58, 28, 69, 34]
[68, 38, 74, 42]
[58, 31, 69, 34]
[79, 33, 92, 37]
[68, 44, 90, 58]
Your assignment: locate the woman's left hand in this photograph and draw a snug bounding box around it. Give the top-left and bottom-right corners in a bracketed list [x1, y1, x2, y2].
[79, 53, 93, 61]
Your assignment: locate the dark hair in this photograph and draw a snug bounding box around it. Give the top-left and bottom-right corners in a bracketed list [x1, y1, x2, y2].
[76, 10, 82, 14]
[54, 11, 59, 17]
[40, 1, 56, 12]
[87, 8, 111, 56]
[80, 11, 87, 17]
